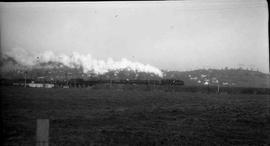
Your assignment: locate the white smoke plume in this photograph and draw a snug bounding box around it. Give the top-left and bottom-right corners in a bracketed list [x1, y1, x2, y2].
[3, 49, 163, 77]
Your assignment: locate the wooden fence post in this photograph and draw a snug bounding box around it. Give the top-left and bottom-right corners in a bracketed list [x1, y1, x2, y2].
[36, 119, 49, 146]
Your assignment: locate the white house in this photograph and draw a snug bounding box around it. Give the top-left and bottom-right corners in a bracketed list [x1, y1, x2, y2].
[190, 77, 198, 80]
[222, 82, 229, 86]
[63, 85, 69, 88]
[44, 83, 54, 88]
[27, 81, 54, 88]
[201, 74, 207, 78]
[28, 83, 43, 88]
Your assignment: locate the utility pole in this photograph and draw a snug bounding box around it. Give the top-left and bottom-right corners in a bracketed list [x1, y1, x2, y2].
[217, 84, 220, 94]
[217, 80, 219, 94]
[24, 71, 27, 88]
[65, 72, 68, 86]
[110, 79, 112, 89]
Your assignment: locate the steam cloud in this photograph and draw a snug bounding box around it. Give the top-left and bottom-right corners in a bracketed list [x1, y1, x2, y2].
[3, 48, 163, 77]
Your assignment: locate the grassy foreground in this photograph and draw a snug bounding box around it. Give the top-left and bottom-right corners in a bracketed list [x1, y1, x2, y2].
[1, 87, 270, 145]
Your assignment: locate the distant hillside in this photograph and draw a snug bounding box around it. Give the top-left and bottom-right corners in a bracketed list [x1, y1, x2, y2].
[0, 61, 162, 81]
[0, 57, 269, 88]
[163, 69, 270, 88]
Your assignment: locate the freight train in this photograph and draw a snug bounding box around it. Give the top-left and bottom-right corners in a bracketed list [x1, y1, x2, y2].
[0, 78, 184, 88]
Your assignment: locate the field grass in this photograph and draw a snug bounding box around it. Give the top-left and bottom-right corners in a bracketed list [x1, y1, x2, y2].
[1, 87, 270, 146]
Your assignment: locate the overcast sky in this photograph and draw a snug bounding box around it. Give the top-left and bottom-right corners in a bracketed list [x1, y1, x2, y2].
[0, 1, 269, 72]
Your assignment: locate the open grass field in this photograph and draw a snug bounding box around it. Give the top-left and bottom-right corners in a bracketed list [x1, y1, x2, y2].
[1, 87, 270, 146]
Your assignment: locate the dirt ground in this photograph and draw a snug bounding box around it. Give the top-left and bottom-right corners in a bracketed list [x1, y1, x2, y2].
[1, 87, 270, 145]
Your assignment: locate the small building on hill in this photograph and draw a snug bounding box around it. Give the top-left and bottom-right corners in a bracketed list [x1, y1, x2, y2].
[44, 83, 54, 88]
[27, 81, 54, 88]
[28, 82, 43, 88]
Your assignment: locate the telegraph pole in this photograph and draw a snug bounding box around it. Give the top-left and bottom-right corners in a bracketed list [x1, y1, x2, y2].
[24, 71, 27, 88]
[217, 80, 219, 94]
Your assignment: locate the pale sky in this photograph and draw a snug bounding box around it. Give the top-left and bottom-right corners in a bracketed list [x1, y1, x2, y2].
[0, 1, 269, 72]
